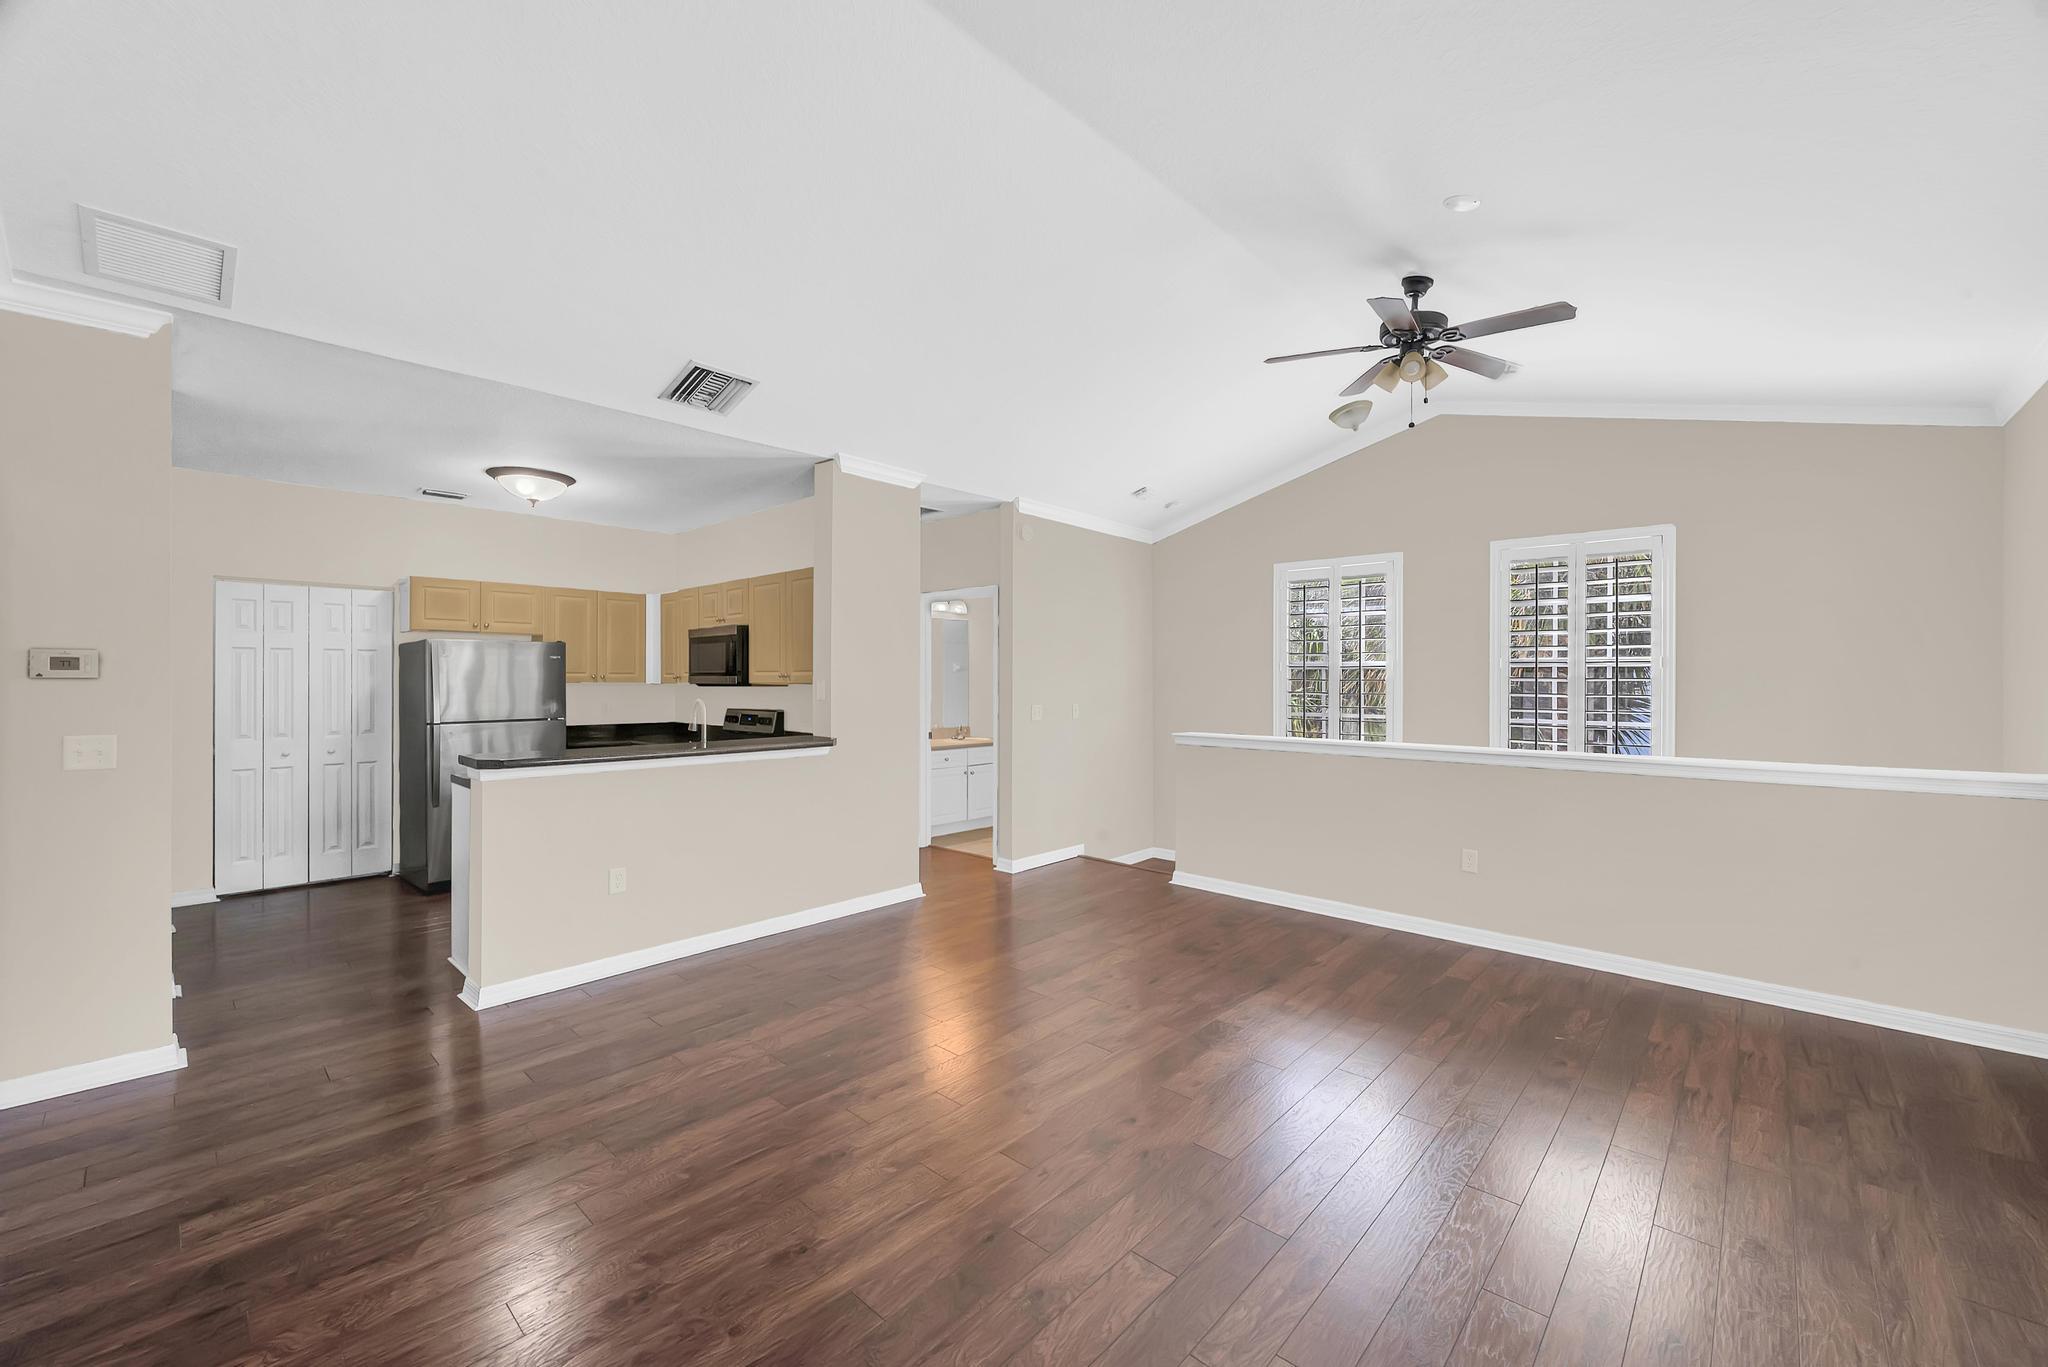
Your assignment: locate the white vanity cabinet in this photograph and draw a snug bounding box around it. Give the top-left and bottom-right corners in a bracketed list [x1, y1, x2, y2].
[930, 744, 994, 832]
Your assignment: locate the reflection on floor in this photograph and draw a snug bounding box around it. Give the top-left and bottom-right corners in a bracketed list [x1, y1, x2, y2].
[931, 826, 993, 859]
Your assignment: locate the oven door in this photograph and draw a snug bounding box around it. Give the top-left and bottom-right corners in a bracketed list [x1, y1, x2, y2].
[687, 626, 747, 685]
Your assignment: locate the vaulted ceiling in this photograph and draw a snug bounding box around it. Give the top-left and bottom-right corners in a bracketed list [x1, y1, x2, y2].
[3, 0, 2042, 537]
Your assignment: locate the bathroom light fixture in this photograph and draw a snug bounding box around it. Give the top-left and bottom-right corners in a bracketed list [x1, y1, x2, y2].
[1327, 399, 1374, 430]
[486, 466, 576, 507]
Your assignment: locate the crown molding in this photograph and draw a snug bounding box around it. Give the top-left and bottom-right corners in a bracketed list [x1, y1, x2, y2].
[1430, 396, 1997, 427]
[1993, 331, 2048, 425]
[0, 272, 172, 338]
[1152, 417, 1427, 542]
[832, 453, 925, 488]
[0, 216, 171, 337]
[1012, 497, 1156, 544]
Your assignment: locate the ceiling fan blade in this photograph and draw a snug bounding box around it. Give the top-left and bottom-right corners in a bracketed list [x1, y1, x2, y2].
[1263, 344, 1383, 365]
[1368, 296, 1419, 332]
[1445, 301, 1576, 341]
[1339, 357, 1397, 396]
[1436, 347, 1517, 380]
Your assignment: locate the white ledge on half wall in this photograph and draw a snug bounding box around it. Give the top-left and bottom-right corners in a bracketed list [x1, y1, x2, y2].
[1171, 733, 2048, 802]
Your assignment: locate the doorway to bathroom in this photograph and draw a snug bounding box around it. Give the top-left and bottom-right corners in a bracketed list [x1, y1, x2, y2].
[919, 585, 997, 862]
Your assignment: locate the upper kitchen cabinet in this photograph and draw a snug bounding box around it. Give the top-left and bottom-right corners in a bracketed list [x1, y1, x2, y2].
[718, 580, 749, 625]
[659, 592, 684, 683]
[479, 582, 545, 636]
[598, 593, 647, 682]
[406, 577, 481, 632]
[542, 588, 600, 682]
[747, 574, 790, 684]
[787, 569, 814, 684]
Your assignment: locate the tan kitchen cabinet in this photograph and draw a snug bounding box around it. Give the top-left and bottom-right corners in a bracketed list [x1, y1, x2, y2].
[787, 569, 814, 684]
[542, 588, 600, 682]
[694, 583, 724, 626]
[718, 580, 749, 625]
[747, 574, 790, 683]
[407, 577, 481, 632]
[659, 591, 685, 682]
[479, 582, 545, 636]
[597, 593, 647, 683]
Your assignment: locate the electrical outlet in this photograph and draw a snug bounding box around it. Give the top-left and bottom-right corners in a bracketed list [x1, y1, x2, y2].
[608, 867, 628, 895]
[1460, 848, 1480, 874]
[63, 735, 117, 770]
[1031, 703, 1043, 722]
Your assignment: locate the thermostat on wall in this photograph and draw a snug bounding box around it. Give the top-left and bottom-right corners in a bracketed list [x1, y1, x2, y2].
[28, 648, 100, 679]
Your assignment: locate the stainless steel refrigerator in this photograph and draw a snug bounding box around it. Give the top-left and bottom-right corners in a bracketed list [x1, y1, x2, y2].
[397, 638, 566, 890]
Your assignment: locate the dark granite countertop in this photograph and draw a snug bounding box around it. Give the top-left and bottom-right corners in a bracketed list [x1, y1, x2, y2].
[460, 733, 834, 770]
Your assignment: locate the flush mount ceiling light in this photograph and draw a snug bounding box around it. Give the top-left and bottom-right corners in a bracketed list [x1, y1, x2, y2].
[1327, 399, 1374, 430]
[1442, 194, 1482, 213]
[486, 466, 576, 508]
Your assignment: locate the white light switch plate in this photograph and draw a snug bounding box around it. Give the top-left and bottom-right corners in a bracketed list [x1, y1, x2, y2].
[63, 734, 117, 770]
[1031, 704, 1043, 721]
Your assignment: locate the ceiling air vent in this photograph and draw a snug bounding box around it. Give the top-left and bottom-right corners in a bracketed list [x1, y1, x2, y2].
[418, 488, 468, 501]
[658, 362, 754, 415]
[77, 207, 237, 305]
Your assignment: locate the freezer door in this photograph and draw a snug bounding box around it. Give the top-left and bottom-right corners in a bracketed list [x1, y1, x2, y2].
[420, 719, 565, 886]
[427, 639, 566, 723]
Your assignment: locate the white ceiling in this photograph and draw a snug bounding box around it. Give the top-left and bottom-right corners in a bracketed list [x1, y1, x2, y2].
[2, 0, 2044, 538]
[169, 312, 815, 533]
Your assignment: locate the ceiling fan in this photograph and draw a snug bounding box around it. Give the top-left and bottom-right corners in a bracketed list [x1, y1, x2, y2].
[1266, 275, 1576, 429]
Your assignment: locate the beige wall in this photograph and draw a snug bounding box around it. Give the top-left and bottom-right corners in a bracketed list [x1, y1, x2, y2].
[1001, 506, 1155, 860]
[671, 495, 817, 731]
[470, 465, 921, 987]
[2005, 381, 2048, 772]
[920, 508, 999, 592]
[169, 468, 689, 892]
[1152, 414, 2008, 847]
[1174, 743, 2048, 1041]
[1, 312, 176, 1085]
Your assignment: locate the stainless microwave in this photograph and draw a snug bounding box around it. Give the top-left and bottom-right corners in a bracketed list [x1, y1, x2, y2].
[687, 624, 748, 685]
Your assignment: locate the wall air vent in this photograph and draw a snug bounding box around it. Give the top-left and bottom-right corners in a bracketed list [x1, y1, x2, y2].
[418, 488, 468, 501]
[77, 206, 237, 305]
[658, 362, 754, 415]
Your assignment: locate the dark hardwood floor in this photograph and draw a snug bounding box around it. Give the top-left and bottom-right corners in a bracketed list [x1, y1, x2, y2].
[4, 849, 2047, 1365]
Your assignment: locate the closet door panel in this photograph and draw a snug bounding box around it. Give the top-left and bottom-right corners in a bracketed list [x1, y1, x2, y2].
[213, 582, 266, 895]
[350, 590, 394, 876]
[261, 585, 310, 889]
[307, 588, 354, 883]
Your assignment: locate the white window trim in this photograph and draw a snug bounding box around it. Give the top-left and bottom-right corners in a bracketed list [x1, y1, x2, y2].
[1272, 552, 1404, 742]
[1488, 524, 1676, 757]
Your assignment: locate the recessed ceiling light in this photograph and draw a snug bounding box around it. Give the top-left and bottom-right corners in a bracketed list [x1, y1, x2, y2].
[1442, 194, 1482, 213]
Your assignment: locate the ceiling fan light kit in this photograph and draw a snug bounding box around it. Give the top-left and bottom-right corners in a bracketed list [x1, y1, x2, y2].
[1266, 273, 1576, 422]
[1327, 399, 1375, 431]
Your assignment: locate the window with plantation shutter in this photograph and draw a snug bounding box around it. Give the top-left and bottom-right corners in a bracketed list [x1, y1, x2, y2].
[1275, 553, 1402, 741]
[1490, 526, 1674, 756]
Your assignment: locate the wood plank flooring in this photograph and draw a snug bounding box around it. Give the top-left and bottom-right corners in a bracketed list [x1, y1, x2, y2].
[4, 848, 2046, 1365]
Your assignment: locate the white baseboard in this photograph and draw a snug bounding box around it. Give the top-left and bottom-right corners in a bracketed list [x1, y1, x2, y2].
[171, 888, 218, 908]
[1171, 870, 2048, 1060]
[994, 844, 1085, 875]
[1111, 847, 1176, 865]
[0, 1040, 188, 1111]
[461, 881, 925, 1011]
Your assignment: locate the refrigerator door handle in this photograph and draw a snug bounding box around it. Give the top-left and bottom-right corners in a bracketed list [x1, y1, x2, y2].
[428, 731, 441, 808]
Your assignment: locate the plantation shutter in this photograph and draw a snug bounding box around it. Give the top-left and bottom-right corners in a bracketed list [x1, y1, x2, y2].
[1494, 527, 1672, 756]
[1279, 556, 1401, 741]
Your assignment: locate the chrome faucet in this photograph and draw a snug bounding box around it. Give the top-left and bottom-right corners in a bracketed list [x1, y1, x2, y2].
[692, 696, 711, 749]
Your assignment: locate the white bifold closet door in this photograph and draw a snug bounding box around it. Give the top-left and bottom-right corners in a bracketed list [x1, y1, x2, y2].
[215, 581, 392, 895]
